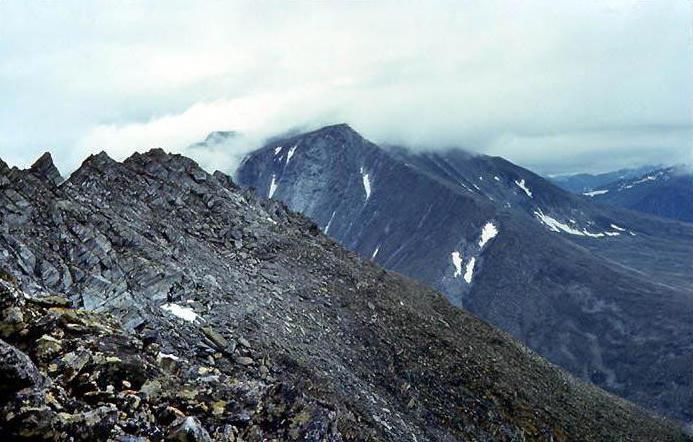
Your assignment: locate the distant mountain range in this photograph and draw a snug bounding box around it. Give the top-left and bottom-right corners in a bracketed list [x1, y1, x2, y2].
[574, 166, 692, 223]
[235, 123, 693, 424]
[551, 164, 693, 223]
[551, 165, 663, 193]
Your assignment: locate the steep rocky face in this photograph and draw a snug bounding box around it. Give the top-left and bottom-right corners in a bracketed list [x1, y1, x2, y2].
[28, 152, 63, 187]
[235, 124, 693, 423]
[1, 149, 689, 440]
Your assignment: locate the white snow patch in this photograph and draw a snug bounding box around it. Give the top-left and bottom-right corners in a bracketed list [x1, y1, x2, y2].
[534, 210, 620, 238]
[286, 144, 298, 163]
[371, 245, 380, 259]
[268, 174, 278, 199]
[459, 181, 472, 192]
[325, 210, 337, 234]
[494, 176, 500, 181]
[266, 217, 277, 225]
[463, 257, 476, 284]
[478, 176, 483, 181]
[514, 179, 533, 197]
[157, 352, 181, 361]
[360, 167, 372, 200]
[273, 146, 283, 155]
[632, 175, 657, 185]
[161, 303, 199, 322]
[478, 222, 498, 248]
[583, 231, 605, 238]
[451, 252, 463, 278]
[583, 189, 609, 197]
[534, 209, 586, 235]
[610, 224, 626, 231]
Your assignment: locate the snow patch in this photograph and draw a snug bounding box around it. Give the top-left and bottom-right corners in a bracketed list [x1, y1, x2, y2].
[371, 245, 380, 259]
[273, 146, 283, 156]
[632, 175, 657, 184]
[582, 230, 605, 238]
[479, 222, 498, 248]
[451, 252, 463, 278]
[286, 144, 298, 164]
[360, 167, 372, 200]
[610, 224, 626, 231]
[463, 257, 476, 284]
[534, 209, 586, 236]
[514, 179, 533, 197]
[161, 303, 199, 322]
[458, 181, 472, 192]
[494, 176, 500, 181]
[583, 189, 609, 197]
[534, 210, 623, 238]
[268, 174, 278, 199]
[325, 210, 337, 234]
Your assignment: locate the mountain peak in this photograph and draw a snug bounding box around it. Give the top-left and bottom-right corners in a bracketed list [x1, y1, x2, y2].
[204, 130, 237, 143]
[28, 152, 63, 187]
[66, 151, 118, 184]
[314, 122, 361, 137]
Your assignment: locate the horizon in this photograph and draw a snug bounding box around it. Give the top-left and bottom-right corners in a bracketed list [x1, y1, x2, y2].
[1, 123, 685, 180]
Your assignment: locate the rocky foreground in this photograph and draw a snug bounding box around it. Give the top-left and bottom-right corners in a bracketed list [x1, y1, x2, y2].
[0, 150, 689, 441]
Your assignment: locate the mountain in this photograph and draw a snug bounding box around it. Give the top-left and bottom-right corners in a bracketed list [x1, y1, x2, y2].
[551, 165, 661, 193]
[578, 165, 693, 223]
[188, 130, 239, 149]
[2, 150, 687, 440]
[235, 123, 693, 424]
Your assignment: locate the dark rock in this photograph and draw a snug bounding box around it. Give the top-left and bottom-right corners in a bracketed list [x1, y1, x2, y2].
[0, 338, 43, 398]
[28, 152, 63, 187]
[200, 326, 228, 351]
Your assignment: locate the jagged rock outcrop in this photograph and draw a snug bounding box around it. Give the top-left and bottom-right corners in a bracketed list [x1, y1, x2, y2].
[28, 152, 63, 187]
[0, 149, 689, 441]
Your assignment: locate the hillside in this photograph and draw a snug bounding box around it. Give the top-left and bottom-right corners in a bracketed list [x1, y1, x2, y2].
[236, 124, 693, 423]
[0, 150, 689, 440]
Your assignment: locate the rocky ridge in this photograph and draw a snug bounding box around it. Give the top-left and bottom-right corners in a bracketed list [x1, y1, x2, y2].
[0, 149, 689, 440]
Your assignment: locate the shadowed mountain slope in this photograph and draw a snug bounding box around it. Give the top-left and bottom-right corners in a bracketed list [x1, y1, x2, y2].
[236, 124, 693, 423]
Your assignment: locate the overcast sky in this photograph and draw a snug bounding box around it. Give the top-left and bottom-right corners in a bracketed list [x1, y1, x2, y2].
[0, 0, 691, 175]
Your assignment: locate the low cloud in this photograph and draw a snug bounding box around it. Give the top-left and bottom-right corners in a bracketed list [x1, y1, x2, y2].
[0, 1, 691, 175]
